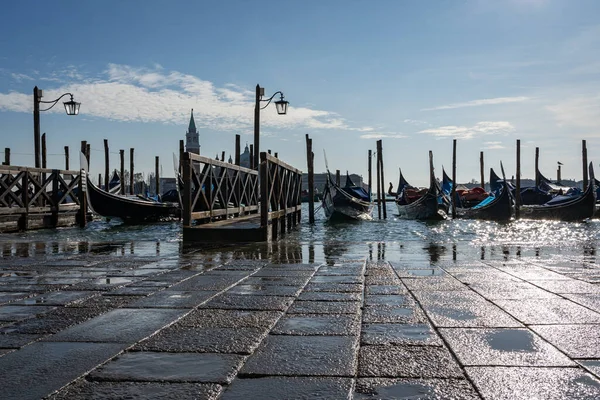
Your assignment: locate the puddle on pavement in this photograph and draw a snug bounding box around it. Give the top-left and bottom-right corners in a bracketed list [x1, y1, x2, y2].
[431, 306, 478, 321]
[485, 329, 536, 352]
[356, 381, 433, 399]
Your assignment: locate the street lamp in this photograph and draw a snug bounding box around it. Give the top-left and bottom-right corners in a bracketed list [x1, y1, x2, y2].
[33, 85, 80, 168]
[253, 84, 289, 169]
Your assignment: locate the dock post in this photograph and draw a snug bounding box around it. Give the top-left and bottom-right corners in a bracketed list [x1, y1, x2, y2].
[260, 152, 269, 240]
[582, 140, 588, 191]
[182, 152, 192, 227]
[452, 139, 457, 219]
[41, 133, 47, 169]
[515, 139, 521, 219]
[51, 169, 59, 227]
[104, 139, 109, 190]
[3, 148, 9, 165]
[368, 149, 372, 199]
[221, 151, 225, 162]
[119, 150, 125, 195]
[98, 173, 102, 187]
[557, 164, 561, 182]
[306, 134, 315, 224]
[249, 145, 254, 170]
[18, 170, 29, 230]
[535, 147, 540, 188]
[479, 151, 484, 189]
[378, 140, 386, 219]
[33, 86, 41, 168]
[77, 140, 87, 228]
[64, 146, 69, 170]
[155, 156, 160, 196]
[376, 143, 382, 220]
[130, 148, 134, 195]
[235, 135, 241, 166]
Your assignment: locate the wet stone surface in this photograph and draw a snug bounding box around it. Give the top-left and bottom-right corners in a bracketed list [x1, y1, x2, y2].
[362, 323, 443, 346]
[297, 291, 363, 302]
[440, 328, 575, 366]
[0, 333, 42, 348]
[304, 282, 363, 293]
[358, 345, 463, 378]
[227, 284, 303, 297]
[200, 294, 294, 311]
[287, 300, 362, 315]
[177, 309, 282, 329]
[272, 314, 360, 336]
[220, 377, 353, 400]
[49, 380, 223, 400]
[354, 378, 480, 400]
[530, 324, 600, 358]
[493, 298, 600, 324]
[362, 305, 429, 324]
[579, 360, 600, 377]
[126, 290, 217, 308]
[366, 285, 407, 295]
[240, 335, 358, 377]
[466, 366, 600, 400]
[134, 325, 268, 354]
[89, 351, 245, 384]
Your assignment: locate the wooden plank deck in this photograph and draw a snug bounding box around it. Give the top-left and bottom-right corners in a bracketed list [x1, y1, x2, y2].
[182, 213, 269, 243]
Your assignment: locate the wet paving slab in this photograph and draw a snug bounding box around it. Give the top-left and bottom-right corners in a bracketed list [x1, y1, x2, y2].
[466, 366, 600, 400]
[200, 294, 294, 311]
[527, 279, 600, 294]
[287, 300, 362, 314]
[530, 324, 600, 358]
[49, 380, 223, 400]
[579, 360, 600, 377]
[354, 377, 480, 400]
[0, 304, 56, 322]
[272, 313, 361, 336]
[227, 283, 304, 297]
[362, 305, 429, 324]
[89, 351, 245, 384]
[493, 298, 600, 324]
[126, 289, 217, 308]
[361, 323, 443, 346]
[440, 328, 575, 366]
[220, 377, 353, 399]
[12, 290, 98, 306]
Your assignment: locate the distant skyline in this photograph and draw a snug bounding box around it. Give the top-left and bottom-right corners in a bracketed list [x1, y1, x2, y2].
[1, 0, 600, 187]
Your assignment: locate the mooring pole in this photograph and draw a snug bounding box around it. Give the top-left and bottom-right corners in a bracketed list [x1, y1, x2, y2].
[582, 139, 588, 191]
[64, 146, 69, 170]
[249, 145, 254, 170]
[235, 134, 241, 166]
[119, 149, 125, 195]
[104, 139, 109, 190]
[155, 156, 160, 196]
[306, 134, 315, 224]
[3, 148, 10, 165]
[535, 147, 540, 188]
[130, 148, 134, 195]
[368, 149, 372, 199]
[452, 139, 457, 219]
[41, 133, 47, 169]
[515, 139, 521, 219]
[376, 143, 382, 220]
[479, 151, 484, 189]
[378, 139, 386, 219]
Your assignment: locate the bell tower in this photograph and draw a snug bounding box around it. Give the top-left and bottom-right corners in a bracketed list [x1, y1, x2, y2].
[185, 109, 200, 154]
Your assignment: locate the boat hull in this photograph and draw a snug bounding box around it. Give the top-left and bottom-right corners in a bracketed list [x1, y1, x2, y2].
[322, 179, 373, 221]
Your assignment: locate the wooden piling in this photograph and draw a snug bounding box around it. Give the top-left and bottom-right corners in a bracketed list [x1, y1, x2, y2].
[104, 139, 109, 190]
[119, 149, 125, 195]
[515, 139, 521, 219]
[155, 156, 160, 196]
[557, 164, 561, 182]
[41, 133, 47, 169]
[235, 134, 241, 166]
[78, 140, 88, 228]
[378, 139, 386, 219]
[34, 87, 41, 168]
[582, 140, 588, 190]
[376, 145, 382, 220]
[3, 148, 9, 165]
[98, 173, 102, 186]
[64, 146, 69, 170]
[368, 149, 372, 198]
[130, 148, 134, 195]
[305, 134, 314, 224]
[221, 151, 225, 162]
[249, 145, 254, 169]
[479, 151, 484, 189]
[452, 139, 457, 219]
[535, 147, 540, 188]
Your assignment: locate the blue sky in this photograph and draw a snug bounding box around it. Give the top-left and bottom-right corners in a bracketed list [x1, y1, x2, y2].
[1, 0, 600, 187]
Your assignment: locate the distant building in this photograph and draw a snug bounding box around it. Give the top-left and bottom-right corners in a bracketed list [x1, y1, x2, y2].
[240, 143, 251, 168]
[302, 172, 366, 194]
[185, 109, 200, 154]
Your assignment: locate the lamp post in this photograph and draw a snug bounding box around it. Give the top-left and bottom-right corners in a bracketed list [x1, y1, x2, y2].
[33, 86, 80, 168]
[253, 84, 289, 169]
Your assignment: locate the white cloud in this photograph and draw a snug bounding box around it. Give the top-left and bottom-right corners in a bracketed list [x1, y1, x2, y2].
[546, 95, 600, 129]
[10, 73, 33, 82]
[0, 64, 370, 134]
[483, 141, 505, 149]
[403, 119, 429, 126]
[419, 121, 515, 140]
[359, 133, 407, 139]
[421, 96, 530, 111]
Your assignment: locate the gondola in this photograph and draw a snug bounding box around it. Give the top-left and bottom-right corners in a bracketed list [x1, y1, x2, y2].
[81, 152, 180, 224]
[396, 151, 447, 220]
[457, 166, 514, 221]
[321, 171, 373, 221]
[519, 163, 596, 221]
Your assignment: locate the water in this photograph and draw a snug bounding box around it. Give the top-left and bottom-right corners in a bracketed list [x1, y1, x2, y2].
[1, 202, 600, 264]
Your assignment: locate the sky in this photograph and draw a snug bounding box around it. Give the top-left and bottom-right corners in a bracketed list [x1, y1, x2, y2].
[1, 0, 600, 187]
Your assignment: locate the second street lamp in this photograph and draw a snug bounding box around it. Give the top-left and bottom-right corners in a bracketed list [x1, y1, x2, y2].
[33, 85, 81, 168]
[253, 84, 289, 169]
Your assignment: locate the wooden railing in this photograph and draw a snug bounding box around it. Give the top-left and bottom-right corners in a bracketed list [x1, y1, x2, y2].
[0, 165, 84, 231]
[260, 152, 302, 240]
[182, 152, 260, 226]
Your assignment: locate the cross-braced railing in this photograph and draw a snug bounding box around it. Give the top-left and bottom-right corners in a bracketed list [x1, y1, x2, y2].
[0, 165, 82, 230]
[182, 152, 260, 226]
[260, 152, 302, 240]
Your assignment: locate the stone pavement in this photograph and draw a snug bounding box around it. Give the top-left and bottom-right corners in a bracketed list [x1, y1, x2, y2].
[0, 245, 600, 399]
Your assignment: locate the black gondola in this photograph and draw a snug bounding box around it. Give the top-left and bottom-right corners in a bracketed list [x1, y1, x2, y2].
[396, 151, 447, 220]
[321, 171, 373, 221]
[85, 171, 180, 223]
[458, 166, 513, 221]
[519, 163, 596, 221]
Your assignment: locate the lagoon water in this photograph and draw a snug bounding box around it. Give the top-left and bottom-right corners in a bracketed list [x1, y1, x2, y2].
[1, 202, 599, 267]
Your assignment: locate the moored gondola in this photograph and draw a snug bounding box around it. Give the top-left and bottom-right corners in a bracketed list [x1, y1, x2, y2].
[519, 163, 596, 221]
[321, 171, 373, 221]
[396, 151, 447, 220]
[458, 165, 513, 221]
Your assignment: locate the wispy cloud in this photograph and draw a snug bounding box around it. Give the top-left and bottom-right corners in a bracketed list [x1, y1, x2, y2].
[0, 64, 371, 134]
[483, 141, 505, 149]
[419, 121, 515, 140]
[421, 96, 530, 111]
[10, 73, 33, 82]
[546, 95, 600, 130]
[359, 133, 407, 139]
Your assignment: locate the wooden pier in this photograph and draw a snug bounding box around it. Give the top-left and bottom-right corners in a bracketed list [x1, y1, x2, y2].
[182, 151, 302, 243]
[0, 165, 87, 232]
